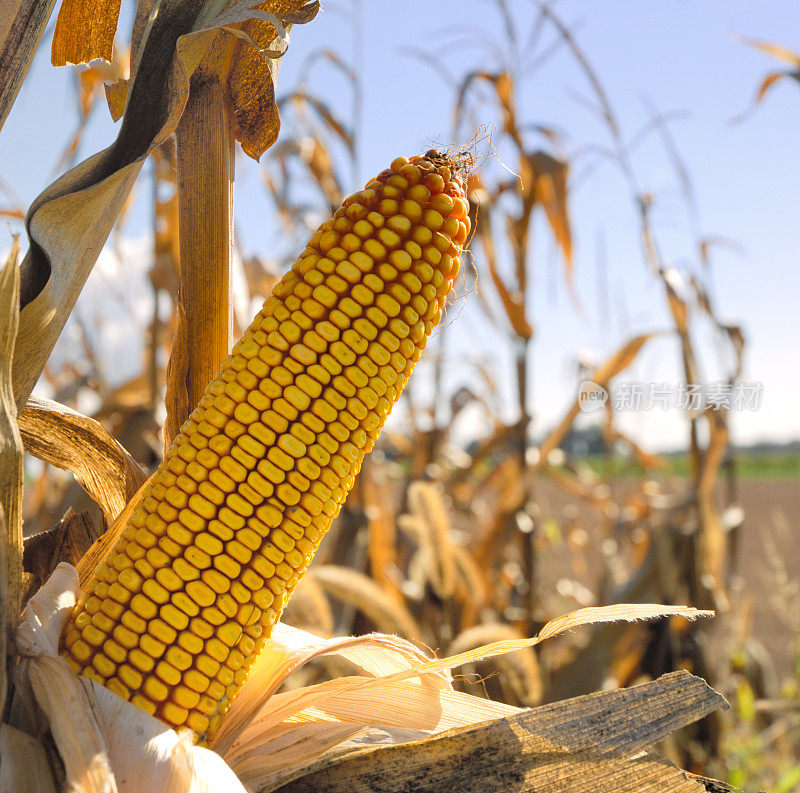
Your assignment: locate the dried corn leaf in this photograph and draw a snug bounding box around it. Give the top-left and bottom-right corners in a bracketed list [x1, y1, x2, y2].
[0, 239, 23, 714]
[448, 623, 542, 706]
[76, 473, 156, 588]
[14, 0, 317, 412]
[285, 576, 336, 636]
[282, 670, 724, 793]
[471, 194, 532, 339]
[214, 622, 446, 754]
[0, 722, 57, 793]
[307, 565, 421, 639]
[163, 300, 190, 452]
[51, 0, 123, 66]
[736, 36, 800, 66]
[537, 334, 655, 464]
[229, 679, 519, 791]
[223, 603, 712, 777]
[227, 1, 322, 160]
[529, 150, 572, 274]
[405, 482, 457, 599]
[18, 396, 147, 524]
[23, 510, 99, 592]
[55, 46, 131, 172]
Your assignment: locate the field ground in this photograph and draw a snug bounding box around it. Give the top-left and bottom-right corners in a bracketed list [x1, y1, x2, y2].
[583, 452, 800, 481]
[531, 472, 799, 684]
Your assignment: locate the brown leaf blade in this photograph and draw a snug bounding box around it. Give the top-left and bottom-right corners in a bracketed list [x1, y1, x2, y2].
[0, 723, 58, 792]
[227, 1, 322, 160]
[0, 239, 24, 715]
[18, 396, 147, 524]
[163, 299, 190, 452]
[537, 333, 655, 463]
[280, 671, 723, 793]
[51, 0, 123, 66]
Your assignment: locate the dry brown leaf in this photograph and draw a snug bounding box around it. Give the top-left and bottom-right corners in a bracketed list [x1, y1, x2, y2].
[736, 35, 800, 66]
[307, 565, 421, 640]
[456, 71, 519, 145]
[0, 239, 24, 714]
[285, 576, 336, 636]
[18, 396, 147, 524]
[214, 621, 450, 756]
[0, 0, 58, 130]
[662, 268, 689, 335]
[76, 473, 155, 588]
[529, 150, 572, 274]
[448, 623, 542, 707]
[0, 722, 57, 792]
[226, 1, 322, 160]
[54, 46, 131, 173]
[23, 510, 99, 592]
[471, 196, 532, 339]
[403, 482, 457, 599]
[51, 0, 123, 66]
[163, 299, 191, 453]
[284, 671, 722, 793]
[537, 333, 655, 464]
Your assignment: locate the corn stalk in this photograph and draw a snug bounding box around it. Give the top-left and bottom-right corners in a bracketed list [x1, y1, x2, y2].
[174, 74, 235, 415]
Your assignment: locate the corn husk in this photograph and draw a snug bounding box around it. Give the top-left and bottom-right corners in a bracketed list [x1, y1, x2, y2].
[6, 563, 719, 793]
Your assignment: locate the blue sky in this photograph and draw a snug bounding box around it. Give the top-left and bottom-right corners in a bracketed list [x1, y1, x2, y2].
[2, 0, 799, 450]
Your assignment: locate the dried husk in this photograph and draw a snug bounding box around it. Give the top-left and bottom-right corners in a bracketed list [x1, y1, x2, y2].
[6, 565, 718, 793]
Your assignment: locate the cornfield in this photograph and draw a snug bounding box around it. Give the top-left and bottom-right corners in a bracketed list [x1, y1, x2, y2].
[0, 2, 798, 792]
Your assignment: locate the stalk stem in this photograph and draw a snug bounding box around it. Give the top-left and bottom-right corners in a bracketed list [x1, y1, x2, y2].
[175, 75, 234, 410]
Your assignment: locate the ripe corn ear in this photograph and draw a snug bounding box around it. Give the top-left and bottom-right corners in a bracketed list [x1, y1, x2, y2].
[62, 151, 471, 743]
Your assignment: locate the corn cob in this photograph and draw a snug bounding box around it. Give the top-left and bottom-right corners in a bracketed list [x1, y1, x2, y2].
[62, 151, 471, 743]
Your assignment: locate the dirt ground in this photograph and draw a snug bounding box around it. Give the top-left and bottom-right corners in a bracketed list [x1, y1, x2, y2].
[528, 476, 799, 686]
[726, 480, 799, 682]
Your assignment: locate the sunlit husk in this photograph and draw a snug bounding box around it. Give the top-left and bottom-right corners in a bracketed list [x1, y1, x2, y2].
[11, 565, 712, 792]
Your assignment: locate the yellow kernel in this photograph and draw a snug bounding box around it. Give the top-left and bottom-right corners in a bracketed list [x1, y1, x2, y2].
[130, 594, 157, 620]
[186, 712, 210, 735]
[362, 239, 386, 261]
[350, 251, 373, 273]
[406, 181, 429, 201]
[225, 539, 251, 565]
[387, 214, 412, 235]
[312, 284, 337, 307]
[155, 660, 182, 687]
[159, 701, 188, 726]
[184, 669, 211, 694]
[177, 631, 204, 655]
[160, 603, 189, 631]
[256, 503, 283, 527]
[253, 588, 275, 610]
[186, 579, 216, 608]
[190, 618, 214, 640]
[206, 638, 229, 663]
[172, 685, 200, 711]
[276, 482, 301, 505]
